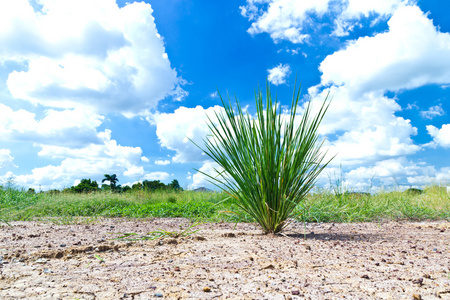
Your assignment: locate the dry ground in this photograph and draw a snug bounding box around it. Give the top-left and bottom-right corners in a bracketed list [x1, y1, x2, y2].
[0, 218, 449, 299]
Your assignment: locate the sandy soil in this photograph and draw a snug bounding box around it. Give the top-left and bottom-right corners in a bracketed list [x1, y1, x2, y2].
[0, 218, 449, 300]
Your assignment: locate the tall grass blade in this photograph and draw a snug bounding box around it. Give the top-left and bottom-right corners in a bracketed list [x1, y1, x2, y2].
[193, 82, 333, 233]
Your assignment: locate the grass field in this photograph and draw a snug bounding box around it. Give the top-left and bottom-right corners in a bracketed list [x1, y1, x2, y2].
[1, 185, 449, 224]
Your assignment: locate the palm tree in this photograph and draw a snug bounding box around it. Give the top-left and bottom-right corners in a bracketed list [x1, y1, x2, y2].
[102, 174, 119, 192]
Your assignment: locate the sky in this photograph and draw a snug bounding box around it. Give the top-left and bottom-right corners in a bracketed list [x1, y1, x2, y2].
[0, 0, 449, 192]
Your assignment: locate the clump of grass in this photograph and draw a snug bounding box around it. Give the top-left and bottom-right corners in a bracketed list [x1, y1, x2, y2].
[114, 222, 201, 241]
[194, 82, 332, 233]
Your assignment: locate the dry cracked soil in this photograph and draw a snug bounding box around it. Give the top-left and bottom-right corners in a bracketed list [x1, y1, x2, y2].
[0, 218, 449, 299]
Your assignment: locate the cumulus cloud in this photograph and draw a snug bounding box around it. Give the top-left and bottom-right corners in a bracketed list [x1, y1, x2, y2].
[189, 161, 221, 190]
[143, 172, 170, 181]
[426, 124, 450, 148]
[155, 160, 171, 165]
[267, 64, 291, 85]
[301, 4, 450, 171]
[420, 104, 445, 119]
[1, 0, 184, 116]
[341, 157, 437, 189]
[0, 104, 103, 148]
[435, 167, 450, 183]
[320, 6, 450, 94]
[241, 0, 330, 43]
[240, 0, 410, 43]
[0, 149, 16, 171]
[149, 105, 224, 163]
[14, 129, 144, 190]
[308, 86, 419, 166]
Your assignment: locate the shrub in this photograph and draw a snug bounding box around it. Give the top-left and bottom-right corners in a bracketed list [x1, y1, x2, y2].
[195, 82, 332, 233]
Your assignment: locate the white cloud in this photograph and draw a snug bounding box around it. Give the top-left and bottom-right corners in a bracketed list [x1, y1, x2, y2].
[0, 149, 16, 171]
[241, 0, 410, 43]
[123, 166, 144, 177]
[435, 167, 450, 183]
[141, 156, 150, 163]
[241, 0, 330, 43]
[342, 157, 437, 188]
[320, 6, 450, 94]
[420, 104, 444, 119]
[1, 0, 184, 116]
[143, 172, 170, 181]
[149, 105, 224, 163]
[0, 104, 103, 147]
[426, 124, 450, 148]
[299, 4, 450, 172]
[155, 160, 171, 165]
[267, 63, 291, 85]
[344, 0, 407, 17]
[14, 129, 144, 190]
[308, 86, 419, 166]
[189, 161, 221, 190]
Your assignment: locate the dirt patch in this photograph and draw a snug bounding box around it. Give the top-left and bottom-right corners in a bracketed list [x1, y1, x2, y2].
[0, 218, 449, 299]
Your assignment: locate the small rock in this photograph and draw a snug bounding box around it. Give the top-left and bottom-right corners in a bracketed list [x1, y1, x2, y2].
[60, 244, 66, 248]
[154, 292, 163, 297]
[292, 290, 300, 295]
[361, 275, 370, 279]
[261, 264, 275, 270]
[166, 239, 178, 245]
[35, 258, 48, 264]
[203, 287, 211, 292]
[413, 293, 422, 300]
[222, 233, 236, 238]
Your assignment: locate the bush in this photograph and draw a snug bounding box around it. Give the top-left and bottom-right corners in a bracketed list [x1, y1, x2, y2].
[194, 82, 332, 233]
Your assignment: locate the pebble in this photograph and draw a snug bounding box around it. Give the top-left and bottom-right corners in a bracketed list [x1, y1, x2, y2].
[203, 287, 211, 292]
[154, 292, 163, 297]
[60, 244, 66, 247]
[292, 290, 300, 295]
[35, 258, 48, 264]
[413, 293, 422, 300]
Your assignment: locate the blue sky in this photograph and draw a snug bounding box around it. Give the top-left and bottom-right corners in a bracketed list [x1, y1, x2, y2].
[0, 0, 449, 191]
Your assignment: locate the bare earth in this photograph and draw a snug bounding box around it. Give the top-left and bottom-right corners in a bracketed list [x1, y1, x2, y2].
[0, 218, 449, 300]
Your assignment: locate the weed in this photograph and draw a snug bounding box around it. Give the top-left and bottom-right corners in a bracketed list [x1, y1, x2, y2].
[113, 222, 201, 241]
[193, 82, 332, 233]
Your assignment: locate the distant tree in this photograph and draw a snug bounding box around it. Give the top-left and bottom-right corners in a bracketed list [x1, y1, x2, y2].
[71, 179, 100, 193]
[27, 188, 36, 194]
[142, 180, 166, 191]
[47, 189, 61, 195]
[102, 174, 119, 192]
[168, 179, 182, 191]
[132, 182, 143, 191]
[122, 185, 131, 193]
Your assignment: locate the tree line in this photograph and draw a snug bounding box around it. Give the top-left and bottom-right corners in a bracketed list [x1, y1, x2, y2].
[31, 174, 182, 194]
